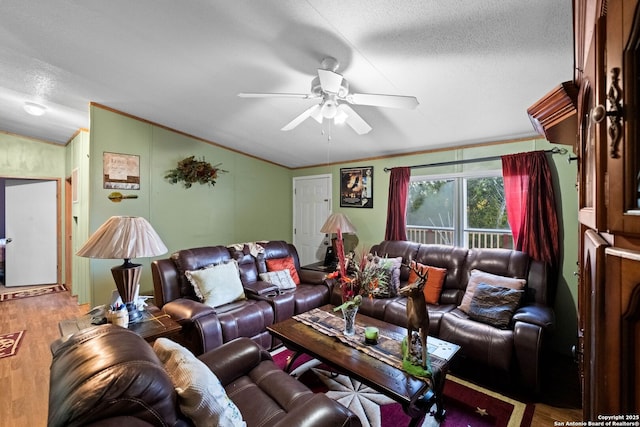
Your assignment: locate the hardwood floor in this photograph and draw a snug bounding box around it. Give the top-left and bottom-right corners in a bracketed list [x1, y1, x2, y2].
[0, 287, 87, 427]
[0, 288, 583, 426]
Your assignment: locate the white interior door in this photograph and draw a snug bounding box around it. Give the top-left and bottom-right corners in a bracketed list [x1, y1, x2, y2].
[293, 175, 331, 266]
[5, 179, 58, 287]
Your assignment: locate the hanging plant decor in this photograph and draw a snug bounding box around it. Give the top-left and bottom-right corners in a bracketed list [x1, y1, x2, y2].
[165, 156, 227, 189]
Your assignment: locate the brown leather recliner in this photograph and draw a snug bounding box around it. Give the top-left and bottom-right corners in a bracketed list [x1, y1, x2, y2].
[152, 242, 333, 356]
[152, 245, 276, 355]
[48, 325, 361, 427]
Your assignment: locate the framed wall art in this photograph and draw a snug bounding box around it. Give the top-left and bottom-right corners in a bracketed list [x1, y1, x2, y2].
[103, 152, 140, 190]
[340, 166, 373, 208]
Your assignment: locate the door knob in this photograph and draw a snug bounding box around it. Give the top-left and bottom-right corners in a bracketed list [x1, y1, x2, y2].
[5, 238, 12, 243]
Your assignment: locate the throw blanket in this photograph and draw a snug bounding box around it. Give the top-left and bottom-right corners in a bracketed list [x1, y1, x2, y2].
[228, 242, 265, 257]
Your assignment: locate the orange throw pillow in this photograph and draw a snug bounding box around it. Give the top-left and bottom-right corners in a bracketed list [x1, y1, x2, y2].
[266, 256, 300, 285]
[408, 261, 447, 305]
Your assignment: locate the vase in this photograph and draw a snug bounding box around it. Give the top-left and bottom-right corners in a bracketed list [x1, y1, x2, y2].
[342, 305, 358, 336]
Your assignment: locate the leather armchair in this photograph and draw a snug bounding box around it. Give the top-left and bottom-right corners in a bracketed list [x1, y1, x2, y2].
[152, 246, 275, 354]
[152, 241, 335, 355]
[48, 325, 361, 427]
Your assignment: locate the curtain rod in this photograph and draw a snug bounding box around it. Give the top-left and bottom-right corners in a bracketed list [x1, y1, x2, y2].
[383, 147, 568, 172]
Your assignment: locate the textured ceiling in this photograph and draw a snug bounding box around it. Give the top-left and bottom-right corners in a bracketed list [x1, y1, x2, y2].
[0, 0, 574, 168]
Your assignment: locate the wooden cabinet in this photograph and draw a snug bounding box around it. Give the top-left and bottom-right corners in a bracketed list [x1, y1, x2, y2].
[576, 16, 607, 232]
[572, 0, 640, 418]
[606, 0, 640, 234]
[578, 229, 608, 418]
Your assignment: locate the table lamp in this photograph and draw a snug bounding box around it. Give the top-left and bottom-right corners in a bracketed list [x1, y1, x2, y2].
[320, 213, 357, 266]
[76, 216, 167, 323]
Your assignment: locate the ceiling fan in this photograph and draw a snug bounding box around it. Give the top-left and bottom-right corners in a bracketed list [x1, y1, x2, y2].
[238, 57, 419, 136]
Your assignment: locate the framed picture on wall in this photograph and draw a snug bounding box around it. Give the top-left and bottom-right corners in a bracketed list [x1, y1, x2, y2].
[340, 166, 373, 208]
[103, 152, 140, 190]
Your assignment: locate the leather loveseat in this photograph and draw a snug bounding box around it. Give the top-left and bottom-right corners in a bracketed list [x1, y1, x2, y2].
[329, 240, 555, 393]
[151, 241, 332, 355]
[48, 325, 361, 427]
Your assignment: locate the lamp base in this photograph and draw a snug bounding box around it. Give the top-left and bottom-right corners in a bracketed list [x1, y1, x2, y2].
[125, 302, 142, 323]
[111, 261, 142, 324]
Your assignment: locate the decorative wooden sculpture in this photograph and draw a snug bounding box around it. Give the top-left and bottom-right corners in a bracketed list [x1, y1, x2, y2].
[399, 264, 429, 368]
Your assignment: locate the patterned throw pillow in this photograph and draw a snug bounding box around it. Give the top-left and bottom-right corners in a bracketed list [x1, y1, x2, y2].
[364, 255, 402, 298]
[467, 283, 524, 329]
[259, 269, 296, 290]
[458, 269, 526, 314]
[153, 338, 245, 427]
[266, 256, 300, 285]
[408, 261, 447, 305]
[185, 260, 246, 308]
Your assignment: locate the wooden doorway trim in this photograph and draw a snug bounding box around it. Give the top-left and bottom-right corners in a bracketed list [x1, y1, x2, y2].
[65, 176, 73, 295]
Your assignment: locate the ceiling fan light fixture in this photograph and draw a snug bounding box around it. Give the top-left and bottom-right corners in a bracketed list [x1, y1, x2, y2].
[334, 107, 348, 124]
[24, 102, 47, 116]
[321, 100, 338, 119]
[241, 56, 417, 135]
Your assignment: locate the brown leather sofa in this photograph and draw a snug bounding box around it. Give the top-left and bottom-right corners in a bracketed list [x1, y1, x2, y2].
[48, 325, 361, 427]
[152, 238, 553, 392]
[329, 240, 555, 393]
[151, 241, 332, 355]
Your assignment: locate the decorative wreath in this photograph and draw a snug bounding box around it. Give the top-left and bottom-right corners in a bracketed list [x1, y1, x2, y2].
[165, 156, 227, 189]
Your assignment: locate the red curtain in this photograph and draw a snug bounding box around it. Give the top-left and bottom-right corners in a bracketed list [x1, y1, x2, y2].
[501, 151, 559, 269]
[385, 167, 411, 241]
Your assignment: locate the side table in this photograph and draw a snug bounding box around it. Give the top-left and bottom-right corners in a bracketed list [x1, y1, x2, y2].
[58, 303, 181, 343]
[301, 261, 335, 273]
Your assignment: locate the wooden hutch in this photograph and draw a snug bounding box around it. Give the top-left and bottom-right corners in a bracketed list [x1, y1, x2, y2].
[530, 0, 640, 418]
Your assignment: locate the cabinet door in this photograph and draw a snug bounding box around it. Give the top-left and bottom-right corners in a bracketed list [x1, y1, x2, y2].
[577, 14, 607, 231]
[579, 228, 608, 420]
[606, 0, 640, 234]
[603, 246, 640, 413]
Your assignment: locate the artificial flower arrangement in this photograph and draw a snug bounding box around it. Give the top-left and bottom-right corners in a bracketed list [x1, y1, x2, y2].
[165, 156, 227, 189]
[329, 235, 391, 312]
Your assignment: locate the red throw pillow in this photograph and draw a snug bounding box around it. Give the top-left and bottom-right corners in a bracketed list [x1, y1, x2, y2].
[266, 256, 300, 285]
[408, 261, 447, 305]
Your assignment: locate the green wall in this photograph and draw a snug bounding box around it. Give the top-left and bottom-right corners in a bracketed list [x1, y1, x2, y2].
[292, 138, 579, 355]
[86, 106, 293, 306]
[65, 130, 91, 304]
[0, 122, 579, 356]
[0, 131, 67, 286]
[0, 131, 66, 177]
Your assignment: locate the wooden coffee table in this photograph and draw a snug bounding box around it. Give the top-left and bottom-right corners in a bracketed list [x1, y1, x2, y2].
[267, 305, 459, 426]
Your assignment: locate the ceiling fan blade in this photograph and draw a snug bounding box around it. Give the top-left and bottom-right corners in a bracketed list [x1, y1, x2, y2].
[317, 69, 343, 93]
[338, 104, 372, 135]
[347, 93, 419, 109]
[310, 104, 324, 123]
[281, 104, 321, 131]
[238, 92, 314, 99]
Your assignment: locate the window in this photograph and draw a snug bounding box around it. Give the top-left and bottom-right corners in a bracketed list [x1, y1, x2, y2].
[406, 171, 513, 249]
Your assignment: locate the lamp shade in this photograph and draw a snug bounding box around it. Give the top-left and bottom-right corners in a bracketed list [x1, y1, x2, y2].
[76, 216, 167, 260]
[320, 213, 357, 234]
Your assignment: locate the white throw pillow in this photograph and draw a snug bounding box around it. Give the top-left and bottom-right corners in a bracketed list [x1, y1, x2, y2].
[259, 269, 296, 290]
[185, 260, 246, 308]
[458, 269, 526, 314]
[153, 338, 245, 427]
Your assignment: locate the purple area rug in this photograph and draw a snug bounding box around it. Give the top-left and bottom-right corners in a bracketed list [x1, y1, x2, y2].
[271, 348, 533, 427]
